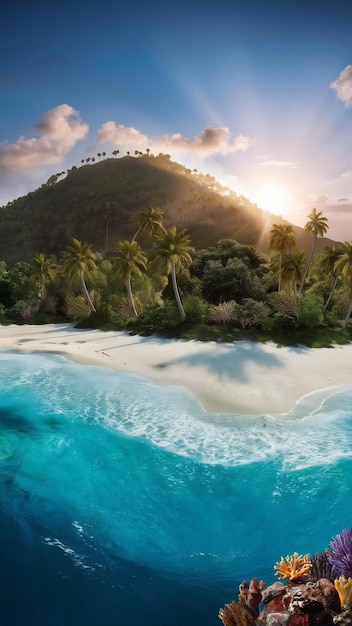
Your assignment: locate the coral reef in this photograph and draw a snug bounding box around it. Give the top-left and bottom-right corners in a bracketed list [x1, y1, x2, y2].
[219, 529, 352, 626]
[327, 528, 352, 579]
[274, 553, 311, 581]
[334, 576, 352, 607]
[309, 551, 334, 582]
[239, 578, 266, 618]
[219, 601, 256, 626]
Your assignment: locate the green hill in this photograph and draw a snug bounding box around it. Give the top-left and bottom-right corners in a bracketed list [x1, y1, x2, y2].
[0, 153, 338, 265]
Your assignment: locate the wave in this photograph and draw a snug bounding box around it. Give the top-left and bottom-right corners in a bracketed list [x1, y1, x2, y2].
[0, 350, 351, 469]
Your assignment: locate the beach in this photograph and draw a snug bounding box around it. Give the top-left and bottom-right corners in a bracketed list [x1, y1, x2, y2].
[1, 323, 352, 414]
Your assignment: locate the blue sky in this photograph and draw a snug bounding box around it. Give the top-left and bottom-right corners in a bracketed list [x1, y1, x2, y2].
[1, 0, 351, 241]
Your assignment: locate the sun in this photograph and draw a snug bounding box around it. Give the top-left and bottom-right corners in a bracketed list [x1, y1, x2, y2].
[253, 182, 292, 216]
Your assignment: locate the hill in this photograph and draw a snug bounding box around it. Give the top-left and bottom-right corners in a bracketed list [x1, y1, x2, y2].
[0, 153, 338, 265]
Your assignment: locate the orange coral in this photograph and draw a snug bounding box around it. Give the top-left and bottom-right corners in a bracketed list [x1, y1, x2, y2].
[334, 576, 352, 607]
[274, 552, 312, 581]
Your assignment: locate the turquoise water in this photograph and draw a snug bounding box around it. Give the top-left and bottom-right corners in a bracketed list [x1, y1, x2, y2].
[0, 350, 351, 625]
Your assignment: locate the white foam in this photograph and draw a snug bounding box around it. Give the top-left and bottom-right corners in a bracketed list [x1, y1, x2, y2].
[1, 351, 351, 470]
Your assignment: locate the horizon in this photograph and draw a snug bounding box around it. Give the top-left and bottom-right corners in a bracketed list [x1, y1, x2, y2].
[1, 0, 351, 242]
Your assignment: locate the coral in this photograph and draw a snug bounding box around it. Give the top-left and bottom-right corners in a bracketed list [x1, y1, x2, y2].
[218, 601, 256, 626]
[239, 578, 266, 618]
[333, 605, 352, 625]
[327, 528, 352, 579]
[334, 576, 352, 607]
[309, 551, 334, 582]
[274, 553, 312, 581]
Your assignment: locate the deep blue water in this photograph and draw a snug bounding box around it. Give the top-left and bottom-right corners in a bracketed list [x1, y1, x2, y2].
[0, 350, 351, 625]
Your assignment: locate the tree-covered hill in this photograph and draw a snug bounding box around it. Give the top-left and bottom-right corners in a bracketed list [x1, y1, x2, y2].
[0, 153, 338, 265]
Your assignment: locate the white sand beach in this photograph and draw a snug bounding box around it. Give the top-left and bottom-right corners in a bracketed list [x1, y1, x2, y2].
[1, 323, 352, 414]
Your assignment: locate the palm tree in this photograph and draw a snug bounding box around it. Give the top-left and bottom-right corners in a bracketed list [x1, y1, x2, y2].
[334, 241, 352, 330]
[132, 207, 165, 241]
[281, 251, 306, 294]
[62, 238, 97, 313]
[112, 240, 147, 316]
[298, 208, 329, 296]
[269, 223, 296, 291]
[153, 226, 194, 321]
[320, 246, 342, 313]
[29, 253, 56, 303]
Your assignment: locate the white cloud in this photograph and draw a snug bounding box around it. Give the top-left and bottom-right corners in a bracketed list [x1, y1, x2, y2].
[97, 122, 149, 148]
[97, 123, 253, 157]
[330, 65, 352, 107]
[258, 159, 299, 168]
[0, 104, 89, 172]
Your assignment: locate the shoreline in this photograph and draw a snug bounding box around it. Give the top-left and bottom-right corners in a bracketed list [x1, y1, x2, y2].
[1, 323, 352, 414]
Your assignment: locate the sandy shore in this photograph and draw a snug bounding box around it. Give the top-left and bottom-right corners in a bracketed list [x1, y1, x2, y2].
[1, 323, 352, 414]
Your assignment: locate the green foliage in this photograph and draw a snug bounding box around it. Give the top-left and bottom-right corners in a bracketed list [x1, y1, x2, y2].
[268, 312, 298, 333]
[6, 300, 36, 322]
[200, 257, 265, 304]
[233, 299, 270, 329]
[299, 293, 324, 328]
[182, 295, 208, 323]
[7, 262, 32, 300]
[130, 301, 180, 334]
[75, 305, 127, 330]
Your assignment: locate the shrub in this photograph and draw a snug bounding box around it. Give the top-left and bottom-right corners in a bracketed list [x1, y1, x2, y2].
[271, 312, 298, 333]
[208, 301, 236, 325]
[6, 300, 36, 322]
[65, 295, 91, 320]
[131, 301, 180, 334]
[183, 295, 208, 323]
[299, 293, 324, 328]
[233, 299, 270, 329]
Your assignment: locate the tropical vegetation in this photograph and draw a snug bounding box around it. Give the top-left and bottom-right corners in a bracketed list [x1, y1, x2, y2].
[0, 155, 351, 346]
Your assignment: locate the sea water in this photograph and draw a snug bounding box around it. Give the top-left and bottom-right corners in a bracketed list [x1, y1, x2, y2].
[0, 350, 351, 626]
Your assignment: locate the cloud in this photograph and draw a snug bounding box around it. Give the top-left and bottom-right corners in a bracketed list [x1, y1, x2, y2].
[0, 104, 89, 172]
[97, 122, 149, 148]
[258, 159, 299, 168]
[97, 123, 253, 157]
[338, 197, 349, 202]
[306, 194, 329, 205]
[330, 65, 352, 107]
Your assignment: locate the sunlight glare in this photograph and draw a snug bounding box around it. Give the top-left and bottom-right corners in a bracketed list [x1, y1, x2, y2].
[253, 182, 292, 216]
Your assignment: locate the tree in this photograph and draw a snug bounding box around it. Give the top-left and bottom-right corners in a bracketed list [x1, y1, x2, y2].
[62, 238, 97, 313]
[280, 251, 306, 294]
[29, 253, 56, 303]
[298, 209, 329, 296]
[112, 240, 148, 316]
[132, 207, 165, 242]
[334, 241, 352, 329]
[153, 226, 194, 321]
[320, 246, 342, 313]
[269, 224, 296, 291]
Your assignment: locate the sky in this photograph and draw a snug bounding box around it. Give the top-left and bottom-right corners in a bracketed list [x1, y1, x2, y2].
[1, 0, 351, 242]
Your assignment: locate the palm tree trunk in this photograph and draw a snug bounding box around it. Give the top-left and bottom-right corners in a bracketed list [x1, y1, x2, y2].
[80, 273, 96, 313]
[171, 261, 186, 321]
[340, 297, 352, 330]
[127, 275, 138, 316]
[298, 238, 316, 297]
[323, 274, 339, 313]
[278, 252, 282, 291]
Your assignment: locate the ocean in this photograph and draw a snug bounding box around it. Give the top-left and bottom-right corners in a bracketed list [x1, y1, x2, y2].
[0, 350, 351, 625]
